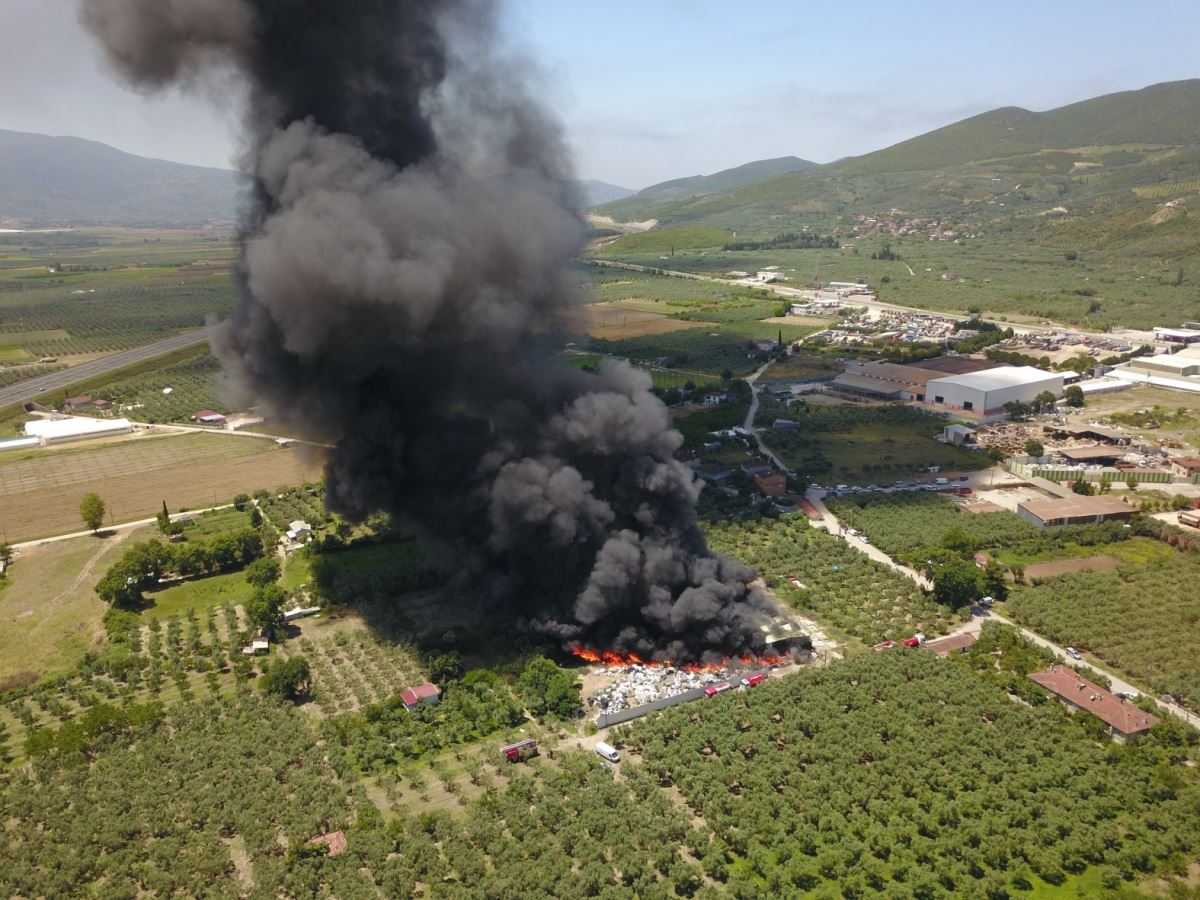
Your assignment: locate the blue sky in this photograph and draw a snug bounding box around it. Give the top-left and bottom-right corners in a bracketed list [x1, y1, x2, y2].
[3, 0, 1199, 188]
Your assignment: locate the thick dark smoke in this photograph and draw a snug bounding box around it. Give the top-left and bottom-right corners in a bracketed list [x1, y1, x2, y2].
[81, 0, 775, 661]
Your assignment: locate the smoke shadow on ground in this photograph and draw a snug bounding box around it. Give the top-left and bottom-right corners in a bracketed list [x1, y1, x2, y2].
[306, 535, 558, 668]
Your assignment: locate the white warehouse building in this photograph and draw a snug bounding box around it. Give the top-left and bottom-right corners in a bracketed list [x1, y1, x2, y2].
[924, 366, 1064, 419]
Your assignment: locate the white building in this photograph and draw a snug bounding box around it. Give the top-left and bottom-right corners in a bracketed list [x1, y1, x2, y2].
[24, 416, 132, 445]
[924, 366, 1064, 419]
[1152, 327, 1200, 344]
[1127, 354, 1200, 377]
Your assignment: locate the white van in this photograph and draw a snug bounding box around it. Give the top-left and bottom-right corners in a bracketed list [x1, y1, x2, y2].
[594, 741, 620, 763]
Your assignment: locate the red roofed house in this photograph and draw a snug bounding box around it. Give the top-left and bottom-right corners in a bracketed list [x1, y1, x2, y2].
[755, 471, 787, 497]
[401, 682, 441, 711]
[191, 409, 227, 426]
[923, 632, 978, 658]
[305, 831, 348, 857]
[1028, 665, 1160, 741]
[64, 395, 92, 410]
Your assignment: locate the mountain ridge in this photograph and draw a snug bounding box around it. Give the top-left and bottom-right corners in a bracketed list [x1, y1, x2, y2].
[0, 128, 243, 227]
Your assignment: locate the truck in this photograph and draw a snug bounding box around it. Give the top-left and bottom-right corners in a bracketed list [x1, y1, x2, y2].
[594, 741, 620, 763]
[703, 682, 732, 698]
[500, 739, 538, 763]
[741, 673, 767, 688]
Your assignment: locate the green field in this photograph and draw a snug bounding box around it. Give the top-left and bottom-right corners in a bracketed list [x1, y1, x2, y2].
[706, 517, 957, 644]
[0, 229, 236, 386]
[762, 403, 987, 485]
[624, 649, 1200, 897]
[1006, 549, 1200, 706]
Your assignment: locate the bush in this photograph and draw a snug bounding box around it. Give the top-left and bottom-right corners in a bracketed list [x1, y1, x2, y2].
[259, 656, 310, 701]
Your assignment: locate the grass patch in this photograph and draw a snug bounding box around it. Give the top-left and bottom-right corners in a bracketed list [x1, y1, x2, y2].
[144, 570, 255, 618]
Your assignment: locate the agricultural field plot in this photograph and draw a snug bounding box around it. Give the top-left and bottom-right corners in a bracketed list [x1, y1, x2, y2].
[0, 527, 151, 686]
[558, 300, 717, 338]
[706, 518, 957, 644]
[762, 403, 987, 486]
[88, 346, 226, 423]
[0, 696, 702, 900]
[600, 231, 1197, 330]
[622, 650, 1200, 897]
[0, 433, 325, 541]
[827, 492, 1040, 564]
[0, 597, 255, 746]
[1006, 549, 1200, 707]
[0, 229, 237, 376]
[279, 630, 425, 717]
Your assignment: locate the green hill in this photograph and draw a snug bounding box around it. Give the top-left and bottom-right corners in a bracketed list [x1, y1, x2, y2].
[592, 80, 1200, 252]
[0, 129, 242, 227]
[840, 79, 1200, 175]
[603, 156, 816, 220]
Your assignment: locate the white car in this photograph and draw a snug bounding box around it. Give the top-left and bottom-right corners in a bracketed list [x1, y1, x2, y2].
[1065, 647, 1082, 660]
[1115, 690, 1140, 700]
[860, 535, 870, 544]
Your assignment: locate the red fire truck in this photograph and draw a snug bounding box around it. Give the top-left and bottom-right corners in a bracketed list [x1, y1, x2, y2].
[500, 739, 538, 763]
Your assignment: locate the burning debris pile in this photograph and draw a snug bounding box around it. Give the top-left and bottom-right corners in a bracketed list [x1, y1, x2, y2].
[577, 647, 792, 717]
[81, 0, 775, 662]
[589, 665, 724, 715]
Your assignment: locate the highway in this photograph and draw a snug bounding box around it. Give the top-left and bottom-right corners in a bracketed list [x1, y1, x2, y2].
[0, 326, 215, 409]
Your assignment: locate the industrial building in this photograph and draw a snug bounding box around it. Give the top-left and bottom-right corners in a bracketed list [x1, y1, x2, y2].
[924, 366, 1064, 419]
[1152, 327, 1200, 344]
[1016, 495, 1136, 527]
[24, 416, 133, 445]
[1126, 354, 1200, 377]
[827, 358, 998, 403]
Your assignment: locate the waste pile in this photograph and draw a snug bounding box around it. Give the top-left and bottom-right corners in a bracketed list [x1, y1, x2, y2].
[588, 665, 727, 716]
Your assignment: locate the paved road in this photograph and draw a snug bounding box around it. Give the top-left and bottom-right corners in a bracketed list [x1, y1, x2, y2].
[0, 327, 215, 409]
[804, 489, 935, 589]
[9, 504, 233, 553]
[743, 362, 791, 473]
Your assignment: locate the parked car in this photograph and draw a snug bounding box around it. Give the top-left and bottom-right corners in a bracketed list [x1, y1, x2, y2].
[1115, 690, 1140, 700]
[1066, 647, 1082, 660]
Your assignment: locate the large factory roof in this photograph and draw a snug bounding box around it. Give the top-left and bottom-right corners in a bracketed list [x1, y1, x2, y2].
[24, 416, 132, 442]
[926, 365, 1058, 392]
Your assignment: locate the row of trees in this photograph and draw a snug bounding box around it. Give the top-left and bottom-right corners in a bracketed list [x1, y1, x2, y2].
[94, 530, 265, 608]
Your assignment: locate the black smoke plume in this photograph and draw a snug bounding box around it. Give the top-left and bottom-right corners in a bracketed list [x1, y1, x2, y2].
[81, 0, 775, 661]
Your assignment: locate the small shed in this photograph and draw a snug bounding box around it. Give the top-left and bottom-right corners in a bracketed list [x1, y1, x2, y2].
[305, 831, 348, 857]
[401, 682, 441, 710]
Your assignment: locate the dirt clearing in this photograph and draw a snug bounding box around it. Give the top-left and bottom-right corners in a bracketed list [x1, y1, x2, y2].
[0, 432, 325, 540]
[558, 302, 716, 339]
[1024, 555, 1121, 580]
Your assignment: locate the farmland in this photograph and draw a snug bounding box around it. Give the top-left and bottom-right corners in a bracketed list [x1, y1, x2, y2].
[0, 432, 325, 541]
[762, 403, 988, 486]
[623, 650, 1200, 896]
[705, 518, 958, 645]
[576, 267, 828, 375]
[0, 228, 236, 387]
[1006, 550, 1200, 707]
[826, 492, 1040, 564]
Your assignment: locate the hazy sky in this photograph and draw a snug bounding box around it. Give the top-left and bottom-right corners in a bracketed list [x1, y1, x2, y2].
[4, 0, 1199, 189]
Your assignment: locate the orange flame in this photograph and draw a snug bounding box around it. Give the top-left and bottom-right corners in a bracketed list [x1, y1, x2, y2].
[571, 647, 789, 672]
